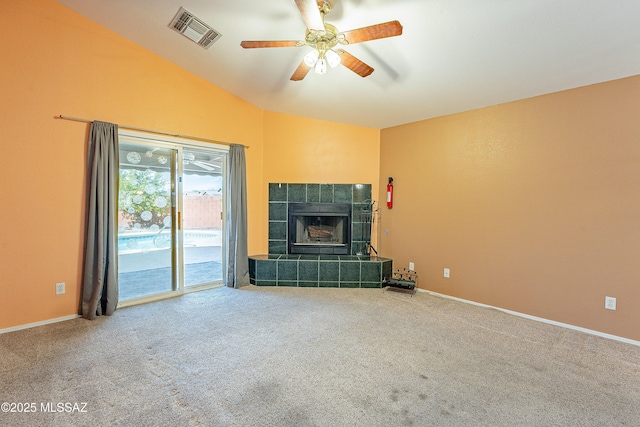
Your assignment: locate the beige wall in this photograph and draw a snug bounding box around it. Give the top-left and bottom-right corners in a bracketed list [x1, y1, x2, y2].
[380, 76, 640, 341]
[0, 0, 264, 329]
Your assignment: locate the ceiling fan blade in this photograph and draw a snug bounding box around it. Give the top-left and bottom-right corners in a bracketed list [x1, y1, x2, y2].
[337, 50, 374, 77]
[341, 20, 403, 44]
[295, 0, 325, 32]
[241, 40, 299, 48]
[290, 59, 312, 81]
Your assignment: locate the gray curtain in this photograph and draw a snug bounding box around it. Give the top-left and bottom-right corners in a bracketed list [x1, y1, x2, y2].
[81, 121, 119, 319]
[226, 144, 249, 288]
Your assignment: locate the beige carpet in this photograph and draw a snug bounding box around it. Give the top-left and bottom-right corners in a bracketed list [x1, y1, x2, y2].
[1, 286, 639, 426]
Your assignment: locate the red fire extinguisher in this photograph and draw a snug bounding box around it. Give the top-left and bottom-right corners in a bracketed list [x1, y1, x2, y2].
[387, 177, 394, 209]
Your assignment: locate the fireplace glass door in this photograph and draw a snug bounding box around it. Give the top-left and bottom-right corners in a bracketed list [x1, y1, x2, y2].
[288, 203, 351, 255]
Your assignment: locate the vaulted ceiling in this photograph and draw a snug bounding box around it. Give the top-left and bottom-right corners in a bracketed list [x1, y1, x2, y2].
[57, 0, 640, 129]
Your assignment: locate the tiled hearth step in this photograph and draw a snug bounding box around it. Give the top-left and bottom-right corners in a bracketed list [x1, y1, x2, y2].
[249, 255, 392, 288]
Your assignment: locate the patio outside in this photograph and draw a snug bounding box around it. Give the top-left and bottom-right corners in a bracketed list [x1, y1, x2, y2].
[118, 165, 224, 300]
[118, 229, 223, 300]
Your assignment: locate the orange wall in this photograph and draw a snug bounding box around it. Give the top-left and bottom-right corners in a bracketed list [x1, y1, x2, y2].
[261, 111, 381, 254]
[380, 75, 640, 341]
[0, 0, 264, 329]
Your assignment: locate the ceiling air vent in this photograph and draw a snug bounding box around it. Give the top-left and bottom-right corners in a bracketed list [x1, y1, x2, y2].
[169, 7, 222, 49]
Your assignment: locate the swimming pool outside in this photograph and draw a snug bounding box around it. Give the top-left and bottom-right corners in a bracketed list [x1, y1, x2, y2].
[118, 229, 221, 253]
[118, 228, 224, 299]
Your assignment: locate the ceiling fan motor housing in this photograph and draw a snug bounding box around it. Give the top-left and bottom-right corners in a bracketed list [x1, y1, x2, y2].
[306, 23, 344, 51]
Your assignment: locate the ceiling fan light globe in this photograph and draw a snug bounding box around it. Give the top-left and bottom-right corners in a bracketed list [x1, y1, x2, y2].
[326, 49, 341, 68]
[304, 49, 320, 67]
[315, 58, 328, 75]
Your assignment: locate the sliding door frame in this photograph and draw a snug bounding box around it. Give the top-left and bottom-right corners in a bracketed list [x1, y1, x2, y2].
[117, 129, 229, 307]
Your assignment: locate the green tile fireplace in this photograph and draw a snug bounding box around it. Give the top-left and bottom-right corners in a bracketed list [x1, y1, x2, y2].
[249, 182, 393, 288]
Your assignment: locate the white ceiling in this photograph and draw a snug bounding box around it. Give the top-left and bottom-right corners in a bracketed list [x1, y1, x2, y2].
[56, 0, 640, 129]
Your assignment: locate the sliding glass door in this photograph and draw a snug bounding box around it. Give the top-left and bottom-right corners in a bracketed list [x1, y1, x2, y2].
[118, 142, 177, 300]
[182, 148, 225, 289]
[117, 134, 227, 303]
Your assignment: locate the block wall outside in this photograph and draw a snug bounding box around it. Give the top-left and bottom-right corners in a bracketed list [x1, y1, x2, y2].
[183, 195, 222, 229]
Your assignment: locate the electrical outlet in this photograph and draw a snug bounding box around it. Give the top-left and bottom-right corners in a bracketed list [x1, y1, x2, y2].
[409, 262, 415, 271]
[605, 296, 616, 310]
[56, 282, 66, 295]
[444, 268, 450, 278]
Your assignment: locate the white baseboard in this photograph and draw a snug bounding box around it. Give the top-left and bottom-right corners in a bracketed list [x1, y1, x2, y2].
[0, 314, 81, 335]
[416, 288, 640, 347]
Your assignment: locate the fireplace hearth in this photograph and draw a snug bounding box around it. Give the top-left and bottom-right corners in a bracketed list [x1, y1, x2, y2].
[288, 203, 351, 255]
[252, 183, 393, 289]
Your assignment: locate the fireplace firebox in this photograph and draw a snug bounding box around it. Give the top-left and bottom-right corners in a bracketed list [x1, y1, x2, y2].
[288, 203, 351, 255]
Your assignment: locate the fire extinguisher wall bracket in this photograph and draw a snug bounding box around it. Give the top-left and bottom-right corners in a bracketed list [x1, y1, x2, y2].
[387, 177, 394, 209]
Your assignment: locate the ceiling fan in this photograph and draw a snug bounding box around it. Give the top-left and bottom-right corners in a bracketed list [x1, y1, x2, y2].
[240, 0, 403, 81]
